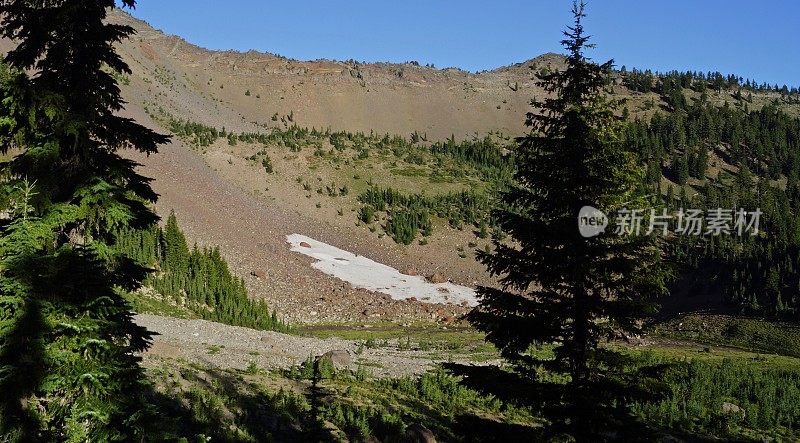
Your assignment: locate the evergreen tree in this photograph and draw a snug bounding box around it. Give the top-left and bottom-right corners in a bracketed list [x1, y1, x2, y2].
[694, 147, 709, 179]
[665, 184, 675, 209]
[468, 1, 667, 435]
[163, 210, 190, 274]
[0, 1, 169, 440]
[736, 163, 756, 208]
[676, 154, 690, 185]
[646, 158, 662, 185]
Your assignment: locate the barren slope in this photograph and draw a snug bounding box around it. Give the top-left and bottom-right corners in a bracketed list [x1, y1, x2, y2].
[110, 11, 548, 141]
[123, 101, 471, 324]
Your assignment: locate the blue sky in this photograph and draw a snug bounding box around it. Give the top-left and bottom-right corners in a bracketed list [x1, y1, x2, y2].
[123, 1, 799, 87]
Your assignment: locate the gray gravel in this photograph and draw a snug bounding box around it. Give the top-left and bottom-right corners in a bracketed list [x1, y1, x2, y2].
[136, 314, 498, 377]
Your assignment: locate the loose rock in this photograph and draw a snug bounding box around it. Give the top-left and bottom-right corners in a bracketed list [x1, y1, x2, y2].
[428, 273, 447, 284]
[317, 350, 351, 371]
[722, 402, 745, 416]
[405, 423, 437, 443]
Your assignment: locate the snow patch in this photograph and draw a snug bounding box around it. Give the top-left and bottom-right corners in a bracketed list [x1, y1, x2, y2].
[287, 234, 478, 307]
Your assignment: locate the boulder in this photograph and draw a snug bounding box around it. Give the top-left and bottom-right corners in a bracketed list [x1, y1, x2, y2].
[404, 423, 437, 443]
[428, 273, 447, 284]
[722, 402, 745, 416]
[299, 241, 312, 248]
[362, 308, 384, 318]
[316, 350, 351, 371]
[250, 270, 267, 280]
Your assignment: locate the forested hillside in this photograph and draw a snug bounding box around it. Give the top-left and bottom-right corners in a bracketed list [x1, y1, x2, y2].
[116, 212, 287, 331]
[148, 76, 800, 319]
[622, 77, 800, 317]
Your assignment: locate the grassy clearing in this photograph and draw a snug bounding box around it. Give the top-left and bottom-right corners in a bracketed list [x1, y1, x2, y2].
[298, 322, 496, 357]
[302, 321, 800, 440]
[144, 356, 541, 442]
[651, 314, 800, 358]
[144, 340, 800, 442]
[124, 290, 197, 319]
[623, 347, 800, 441]
[298, 322, 480, 341]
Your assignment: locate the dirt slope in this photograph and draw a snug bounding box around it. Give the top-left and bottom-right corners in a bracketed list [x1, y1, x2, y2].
[104, 9, 539, 324]
[123, 101, 473, 324]
[108, 10, 552, 141]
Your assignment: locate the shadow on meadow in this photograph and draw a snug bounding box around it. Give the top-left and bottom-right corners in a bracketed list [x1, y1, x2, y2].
[441, 362, 719, 442]
[133, 347, 800, 441]
[143, 365, 312, 442]
[140, 359, 547, 442]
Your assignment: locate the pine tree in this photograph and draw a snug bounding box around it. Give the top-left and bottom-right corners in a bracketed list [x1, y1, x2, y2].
[695, 147, 709, 179]
[736, 163, 756, 209]
[468, 1, 667, 434]
[665, 184, 675, 209]
[676, 154, 690, 185]
[163, 210, 190, 274]
[0, 1, 169, 439]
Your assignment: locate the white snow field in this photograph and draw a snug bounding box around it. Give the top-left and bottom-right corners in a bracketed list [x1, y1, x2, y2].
[287, 234, 478, 306]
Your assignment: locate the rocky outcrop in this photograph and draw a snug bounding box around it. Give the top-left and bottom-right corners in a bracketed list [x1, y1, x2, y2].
[316, 350, 352, 371]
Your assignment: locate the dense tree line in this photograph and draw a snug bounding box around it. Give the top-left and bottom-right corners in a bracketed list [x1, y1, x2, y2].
[625, 102, 800, 187]
[146, 105, 221, 148]
[622, 85, 800, 317]
[169, 117, 220, 147]
[153, 107, 515, 182]
[622, 67, 800, 97]
[668, 180, 800, 317]
[429, 134, 513, 178]
[358, 187, 490, 244]
[115, 212, 288, 331]
[384, 208, 433, 245]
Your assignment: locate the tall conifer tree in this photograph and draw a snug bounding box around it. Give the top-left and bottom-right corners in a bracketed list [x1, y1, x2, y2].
[468, 1, 667, 433]
[0, 1, 169, 440]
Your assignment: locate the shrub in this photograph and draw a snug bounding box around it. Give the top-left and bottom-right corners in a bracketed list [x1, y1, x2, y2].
[261, 156, 273, 174]
[359, 205, 376, 224]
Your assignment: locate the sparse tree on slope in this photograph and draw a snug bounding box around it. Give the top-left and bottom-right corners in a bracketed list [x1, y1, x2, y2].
[676, 153, 690, 185]
[0, 0, 169, 440]
[468, 1, 667, 434]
